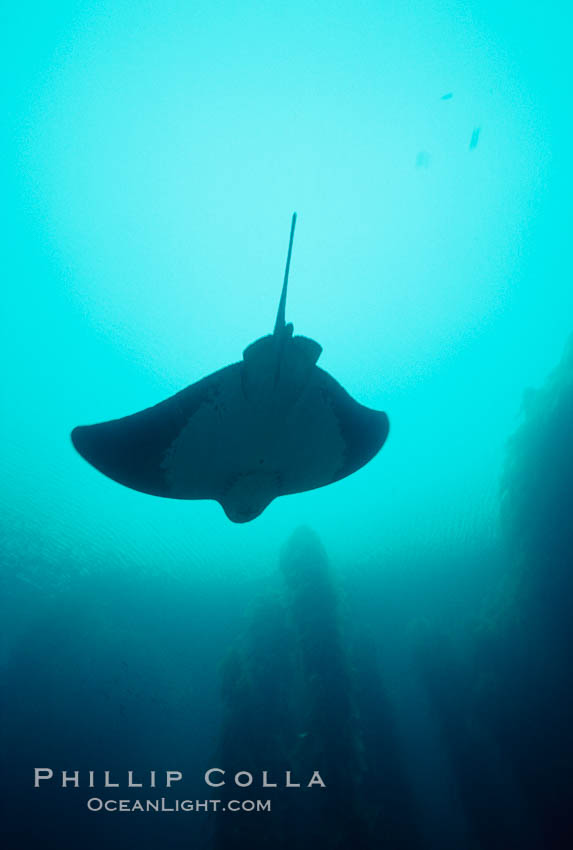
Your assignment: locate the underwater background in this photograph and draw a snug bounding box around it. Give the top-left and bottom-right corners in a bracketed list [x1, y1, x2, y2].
[2, 0, 573, 847]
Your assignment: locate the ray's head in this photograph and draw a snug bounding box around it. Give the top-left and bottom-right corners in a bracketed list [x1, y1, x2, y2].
[220, 470, 280, 523]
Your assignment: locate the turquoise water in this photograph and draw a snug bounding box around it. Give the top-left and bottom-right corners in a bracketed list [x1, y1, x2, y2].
[2, 2, 573, 848]
[4, 0, 570, 571]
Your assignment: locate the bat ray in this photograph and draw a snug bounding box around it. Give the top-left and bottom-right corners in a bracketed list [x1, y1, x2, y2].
[71, 214, 389, 522]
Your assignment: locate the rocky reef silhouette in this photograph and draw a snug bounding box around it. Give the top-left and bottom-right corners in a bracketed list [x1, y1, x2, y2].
[212, 527, 415, 849]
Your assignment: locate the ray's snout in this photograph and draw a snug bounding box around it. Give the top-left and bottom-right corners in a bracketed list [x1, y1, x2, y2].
[220, 470, 279, 523]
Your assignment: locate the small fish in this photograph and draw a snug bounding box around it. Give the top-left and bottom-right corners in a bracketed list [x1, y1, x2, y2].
[441, 92, 453, 100]
[469, 127, 481, 150]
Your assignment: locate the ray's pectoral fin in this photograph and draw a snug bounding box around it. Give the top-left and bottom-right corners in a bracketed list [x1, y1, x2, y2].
[320, 369, 390, 482]
[71, 412, 174, 498]
[70, 366, 236, 499]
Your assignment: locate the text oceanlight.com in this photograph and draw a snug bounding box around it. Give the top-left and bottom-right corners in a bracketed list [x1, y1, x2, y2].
[86, 798, 271, 813]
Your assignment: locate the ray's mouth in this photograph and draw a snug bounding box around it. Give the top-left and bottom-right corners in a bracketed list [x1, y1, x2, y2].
[224, 505, 264, 523]
[220, 469, 280, 524]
